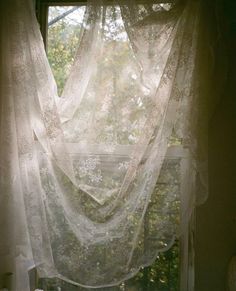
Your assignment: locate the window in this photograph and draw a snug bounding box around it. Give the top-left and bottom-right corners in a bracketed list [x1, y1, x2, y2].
[35, 2, 180, 290]
[48, 6, 86, 95]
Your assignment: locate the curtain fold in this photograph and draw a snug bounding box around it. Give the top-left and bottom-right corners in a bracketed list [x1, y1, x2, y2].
[0, 0, 218, 289]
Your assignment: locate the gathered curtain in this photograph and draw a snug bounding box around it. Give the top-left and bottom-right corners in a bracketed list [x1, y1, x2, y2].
[0, 0, 219, 290]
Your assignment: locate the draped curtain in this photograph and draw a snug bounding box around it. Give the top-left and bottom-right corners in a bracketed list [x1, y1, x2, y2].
[0, 0, 218, 290]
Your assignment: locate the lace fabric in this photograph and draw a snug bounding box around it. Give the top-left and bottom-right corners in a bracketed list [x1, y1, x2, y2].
[0, 0, 214, 289]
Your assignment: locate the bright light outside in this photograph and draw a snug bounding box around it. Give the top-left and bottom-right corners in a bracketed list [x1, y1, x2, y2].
[48, 6, 86, 95]
[45, 5, 180, 291]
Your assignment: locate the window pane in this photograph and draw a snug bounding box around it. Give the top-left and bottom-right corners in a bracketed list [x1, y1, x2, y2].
[45, 5, 180, 291]
[48, 6, 86, 95]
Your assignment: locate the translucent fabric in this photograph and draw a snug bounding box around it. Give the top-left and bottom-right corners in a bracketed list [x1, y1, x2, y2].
[0, 0, 215, 290]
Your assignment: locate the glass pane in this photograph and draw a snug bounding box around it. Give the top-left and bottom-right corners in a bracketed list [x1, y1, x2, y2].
[48, 6, 86, 95]
[45, 5, 180, 291]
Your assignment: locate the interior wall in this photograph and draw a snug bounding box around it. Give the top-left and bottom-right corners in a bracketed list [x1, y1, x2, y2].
[195, 7, 236, 289]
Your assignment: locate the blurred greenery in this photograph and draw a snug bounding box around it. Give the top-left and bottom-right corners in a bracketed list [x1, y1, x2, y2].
[43, 6, 180, 291]
[48, 6, 84, 95]
[38, 242, 179, 291]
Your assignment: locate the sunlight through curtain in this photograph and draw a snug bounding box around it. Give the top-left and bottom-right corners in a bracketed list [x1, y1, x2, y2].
[0, 0, 218, 290]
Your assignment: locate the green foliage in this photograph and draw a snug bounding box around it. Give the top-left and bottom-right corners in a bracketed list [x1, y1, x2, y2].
[43, 6, 180, 290]
[38, 243, 179, 291]
[48, 7, 83, 95]
[126, 242, 179, 291]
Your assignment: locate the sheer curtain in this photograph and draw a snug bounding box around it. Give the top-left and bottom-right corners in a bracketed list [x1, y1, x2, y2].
[0, 0, 217, 290]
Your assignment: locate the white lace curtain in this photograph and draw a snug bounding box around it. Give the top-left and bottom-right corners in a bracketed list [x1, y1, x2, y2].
[0, 0, 216, 290]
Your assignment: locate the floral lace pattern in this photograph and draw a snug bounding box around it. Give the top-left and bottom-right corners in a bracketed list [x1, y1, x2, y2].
[78, 157, 103, 184]
[0, 0, 212, 289]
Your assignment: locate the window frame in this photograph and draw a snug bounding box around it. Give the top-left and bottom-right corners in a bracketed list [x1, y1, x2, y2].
[36, 0, 86, 48]
[36, 0, 175, 47]
[35, 2, 192, 290]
